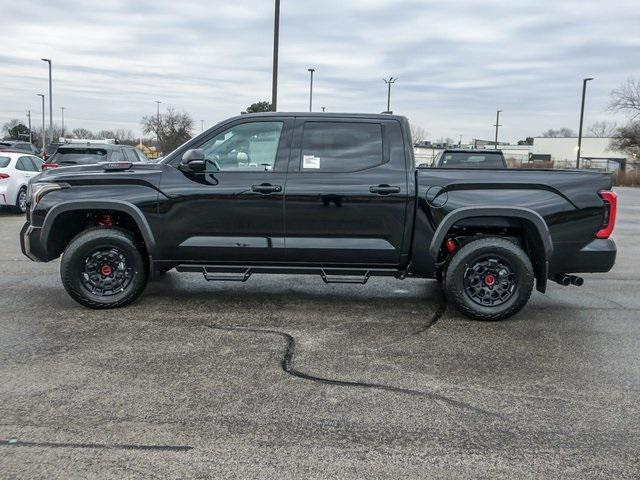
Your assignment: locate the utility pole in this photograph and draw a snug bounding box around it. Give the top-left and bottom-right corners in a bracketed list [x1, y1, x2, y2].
[308, 68, 315, 112]
[271, 0, 280, 112]
[37, 94, 45, 150]
[576, 77, 594, 168]
[60, 107, 65, 138]
[493, 110, 502, 149]
[41, 59, 53, 144]
[26, 110, 32, 144]
[383, 77, 397, 113]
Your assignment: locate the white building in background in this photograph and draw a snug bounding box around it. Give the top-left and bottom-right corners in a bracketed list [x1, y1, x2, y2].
[532, 137, 629, 170]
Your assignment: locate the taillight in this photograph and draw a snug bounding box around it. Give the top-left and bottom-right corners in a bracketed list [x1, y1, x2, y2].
[595, 190, 617, 239]
[42, 163, 59, 170]
[0, 173, 10, 180]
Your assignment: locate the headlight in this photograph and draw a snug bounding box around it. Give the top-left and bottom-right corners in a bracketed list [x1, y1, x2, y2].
[27, 182, 63, 208]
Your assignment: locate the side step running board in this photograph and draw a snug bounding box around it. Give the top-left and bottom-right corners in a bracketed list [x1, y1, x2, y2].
[320, 269, 370, 284]
[175, 264, 402, 283]
[203, 269, 251, 282]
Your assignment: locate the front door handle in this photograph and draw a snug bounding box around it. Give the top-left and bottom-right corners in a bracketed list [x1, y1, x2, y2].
[369, 184, 400, 195]
[251, 183, 282, 194]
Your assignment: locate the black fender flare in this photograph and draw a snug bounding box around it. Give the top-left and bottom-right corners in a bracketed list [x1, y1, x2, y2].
[429, 206, 553, 292]
[41, 200, 156, 257]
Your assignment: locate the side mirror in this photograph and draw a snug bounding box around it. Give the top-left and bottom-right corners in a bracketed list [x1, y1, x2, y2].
[180, 149, 206, 172]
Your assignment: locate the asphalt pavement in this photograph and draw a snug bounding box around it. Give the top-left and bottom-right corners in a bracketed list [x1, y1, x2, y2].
[1, 188, 639, 479]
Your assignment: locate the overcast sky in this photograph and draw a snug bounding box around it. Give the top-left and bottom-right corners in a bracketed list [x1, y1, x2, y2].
[1, 0, 639, 142]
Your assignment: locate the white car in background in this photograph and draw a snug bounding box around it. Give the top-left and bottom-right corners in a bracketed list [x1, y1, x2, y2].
[0, 152, 43, 214]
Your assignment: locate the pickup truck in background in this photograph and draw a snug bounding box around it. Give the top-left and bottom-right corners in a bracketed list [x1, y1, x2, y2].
[20, 112, 617, 320]
[432, 149, 508, 168]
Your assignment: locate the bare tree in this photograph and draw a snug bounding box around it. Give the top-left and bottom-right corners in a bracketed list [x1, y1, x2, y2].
[609, 77, 640, 119]
[96, 130, 116, 140]
[71, 128, 94, 139]
[541, 128, 576, 138]
[610, 122, 640, 155]
[141, 107, 193, 154]
[588, 121, 617, 137]
[410, 124, 428, 144]
[113, 129, 135, 143]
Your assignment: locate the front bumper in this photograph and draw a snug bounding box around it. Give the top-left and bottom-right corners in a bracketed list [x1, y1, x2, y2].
[20, 222, 47, 262]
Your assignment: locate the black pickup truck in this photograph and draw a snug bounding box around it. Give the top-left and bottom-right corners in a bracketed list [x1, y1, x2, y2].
[20, 112, 617, 320]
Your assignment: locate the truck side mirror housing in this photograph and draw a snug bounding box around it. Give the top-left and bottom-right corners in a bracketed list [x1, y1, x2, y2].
[180, 149, 206, 172]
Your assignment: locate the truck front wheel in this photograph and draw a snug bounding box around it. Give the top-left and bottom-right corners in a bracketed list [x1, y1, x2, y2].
[60, 227, 148, 309]
[444, 237, 534, 321]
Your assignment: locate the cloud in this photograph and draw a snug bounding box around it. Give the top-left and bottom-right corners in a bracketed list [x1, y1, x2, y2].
[1, 0, 639, 141]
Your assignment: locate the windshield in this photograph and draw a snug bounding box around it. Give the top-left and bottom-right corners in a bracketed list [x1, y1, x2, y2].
[0, 156, 10, 168]
[439, 152, 505, 168]
[49, 148, 109, 165]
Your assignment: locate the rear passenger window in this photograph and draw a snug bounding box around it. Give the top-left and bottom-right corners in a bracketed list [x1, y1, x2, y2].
[15, 158, 29, 171]
[300, 122, 383, 172]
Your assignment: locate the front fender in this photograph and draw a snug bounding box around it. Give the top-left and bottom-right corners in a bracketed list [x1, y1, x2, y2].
[41, 200, 156, 256]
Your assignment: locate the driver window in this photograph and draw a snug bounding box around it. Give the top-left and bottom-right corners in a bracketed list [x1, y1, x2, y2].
[199, 121, 283, 172]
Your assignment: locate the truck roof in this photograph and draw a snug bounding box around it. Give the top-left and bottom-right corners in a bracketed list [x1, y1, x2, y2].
[235, 112, 407, 121]
[442, 148, 504, 154]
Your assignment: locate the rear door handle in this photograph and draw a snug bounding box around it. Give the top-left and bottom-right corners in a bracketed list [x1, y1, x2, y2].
[251, 183, 282, 194]
[369, 185, 401, 195]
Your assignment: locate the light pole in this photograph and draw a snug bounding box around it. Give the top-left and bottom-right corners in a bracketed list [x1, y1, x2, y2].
[383, 77, 397, 113]
[308, 68, 315, 112]
[26, 110, 32, 144]
[271, 0, 280, 112]
[37, 94, 45, 150]
[41, 58, 52, 144]
[493, 110, 502, 149]
[155, 101, 161, 124]
[576, 77, 594, 168]
[60, 107, 65, 138]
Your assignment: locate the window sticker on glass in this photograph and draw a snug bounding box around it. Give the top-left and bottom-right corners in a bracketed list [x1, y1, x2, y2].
[303, 155, 320, 169]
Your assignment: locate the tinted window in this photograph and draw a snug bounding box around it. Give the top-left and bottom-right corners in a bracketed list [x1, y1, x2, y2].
[50, 148, 109, 165]
[19, 156, 39, 171]
[15, 158, 29, 171]
[199, 121, 283, 171]
[28, 156, 43, 171]
[122, 149, 137, 162]
[45, 143, 61, 156]
[110, 150, 124, 162]
[300, 122, 383, 172]
[134, 148, 148, 162]
[440, 152, 504, 168]
[0, 157, 10, 168]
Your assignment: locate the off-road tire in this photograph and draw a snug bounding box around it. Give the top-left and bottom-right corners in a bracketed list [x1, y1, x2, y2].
[444, 237, 534, 321]
[60, 227, 148, 309]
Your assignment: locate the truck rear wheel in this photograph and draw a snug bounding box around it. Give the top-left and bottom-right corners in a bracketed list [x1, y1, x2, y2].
[444, 237, 534, 321]
[60, 227, 148, 309]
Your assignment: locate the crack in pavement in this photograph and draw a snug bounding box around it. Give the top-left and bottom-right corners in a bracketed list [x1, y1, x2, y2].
[0, 438, 193, 452]
[206, 316, 504, 419]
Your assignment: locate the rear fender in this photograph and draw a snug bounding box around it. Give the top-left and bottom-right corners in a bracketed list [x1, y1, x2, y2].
[429, 206, 553, 293]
